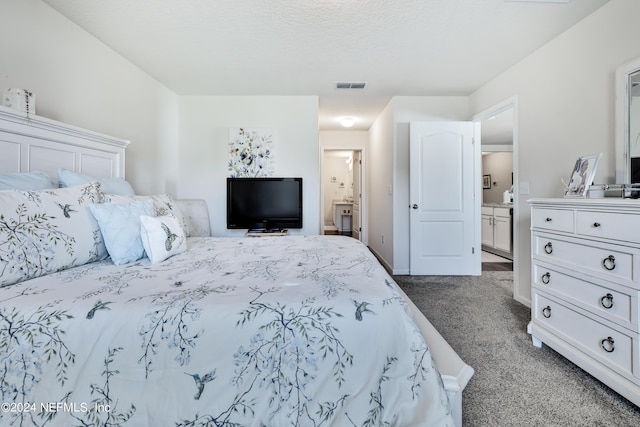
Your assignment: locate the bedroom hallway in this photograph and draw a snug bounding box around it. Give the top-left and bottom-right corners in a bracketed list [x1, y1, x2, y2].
[320, 147, 365, 243]
[395, 272, 640, 426]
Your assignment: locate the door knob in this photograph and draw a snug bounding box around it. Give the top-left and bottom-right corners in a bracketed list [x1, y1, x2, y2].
[412, 204, 418, 209]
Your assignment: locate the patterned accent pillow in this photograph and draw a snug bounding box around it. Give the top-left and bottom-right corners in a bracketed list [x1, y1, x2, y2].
[105, 193, 190, 236]
[0, 182, 106, 287]
[140, 215, 187, 264]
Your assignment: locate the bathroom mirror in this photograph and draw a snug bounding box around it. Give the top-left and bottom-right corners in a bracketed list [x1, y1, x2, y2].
[615, 57, 640, 183]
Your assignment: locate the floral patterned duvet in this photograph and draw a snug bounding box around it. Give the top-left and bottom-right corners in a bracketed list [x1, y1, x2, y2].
[0, 235, 453, 426]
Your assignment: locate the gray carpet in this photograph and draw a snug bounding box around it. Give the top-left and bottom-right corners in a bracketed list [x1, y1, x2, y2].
[395, 271, 640, 427]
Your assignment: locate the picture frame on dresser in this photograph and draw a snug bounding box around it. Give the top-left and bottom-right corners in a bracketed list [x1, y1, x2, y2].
[564, 153, 601, 198]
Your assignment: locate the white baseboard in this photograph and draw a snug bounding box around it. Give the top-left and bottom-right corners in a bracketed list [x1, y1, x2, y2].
[367, 246, 395, 274]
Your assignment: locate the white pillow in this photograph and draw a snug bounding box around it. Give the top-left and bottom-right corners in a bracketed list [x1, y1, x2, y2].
[58, 168, 135, 195]
[0, 171, 54, 190]
[89, 200, 155, 265]
[140, 215, 187, 264]
[0, 182, 106, 287]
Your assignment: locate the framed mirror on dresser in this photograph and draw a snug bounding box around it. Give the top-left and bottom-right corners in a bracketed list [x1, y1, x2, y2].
[615, 57, 640, 185]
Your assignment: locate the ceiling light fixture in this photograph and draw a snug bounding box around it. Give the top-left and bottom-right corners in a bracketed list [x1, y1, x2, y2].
[341, 118, 355, 128]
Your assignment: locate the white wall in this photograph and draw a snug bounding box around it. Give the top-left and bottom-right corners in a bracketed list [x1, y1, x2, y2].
[178, 96, 320, 236]
[370, 96, 469, 274]
[369, 103, 395, 270]
[470, 0, 640, 305]
[482, 152, 514, 204]
[319, 131, 369, 150]
[1, 2, 321, 237]
[0, 0, 179, 196]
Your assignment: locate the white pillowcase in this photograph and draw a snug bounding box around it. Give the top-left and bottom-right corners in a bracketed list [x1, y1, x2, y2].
[139, 215, 187, 264]
[89, 200, 155, 265]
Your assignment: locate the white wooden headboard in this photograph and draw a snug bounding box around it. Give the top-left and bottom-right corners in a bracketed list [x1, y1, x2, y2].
[0, 105, 129, 186]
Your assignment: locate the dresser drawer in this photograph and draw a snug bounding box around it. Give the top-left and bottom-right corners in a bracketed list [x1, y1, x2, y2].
[531, 207, 574, 233]
[576, 210, 640, 244]
[532, 263, 637, 331]
[532, 233, 637, 283]
[533, 293, 637, 380]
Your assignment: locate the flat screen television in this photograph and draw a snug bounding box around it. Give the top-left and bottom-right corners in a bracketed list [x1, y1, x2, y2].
[227, 177, 303, 231]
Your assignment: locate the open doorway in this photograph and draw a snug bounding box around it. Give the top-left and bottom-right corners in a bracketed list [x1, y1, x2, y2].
[474, 99, 518, 281]
[320, 148, 365, 242]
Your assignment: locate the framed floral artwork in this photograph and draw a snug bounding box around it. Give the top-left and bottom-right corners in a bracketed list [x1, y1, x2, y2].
[228, 128, 276, 177]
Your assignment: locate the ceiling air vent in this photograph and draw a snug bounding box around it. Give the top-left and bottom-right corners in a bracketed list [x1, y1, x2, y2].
[336, 82, 367, 89]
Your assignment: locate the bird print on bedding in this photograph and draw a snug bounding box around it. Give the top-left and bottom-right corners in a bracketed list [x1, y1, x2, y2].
[56, 202, 76, 218]
[185, 369, 216, 400]
[162, 222, 178, 251]
[352, 299, 375, 321]
[86, 300, 112, 319]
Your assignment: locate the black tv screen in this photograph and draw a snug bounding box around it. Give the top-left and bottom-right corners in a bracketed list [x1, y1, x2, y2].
[227, 177, 303, 230]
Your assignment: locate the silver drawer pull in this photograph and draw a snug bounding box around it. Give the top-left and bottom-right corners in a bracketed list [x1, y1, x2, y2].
[541, 272, 551, 284]
[602, 255, 616, 271]
[545, 217, 552, 222]
[544, 242, 553, 254]
[542, 306, 551, 318]
[593, 222, 601, 228]
[600, 293, 614, 309]
[600, 336, 615, 353]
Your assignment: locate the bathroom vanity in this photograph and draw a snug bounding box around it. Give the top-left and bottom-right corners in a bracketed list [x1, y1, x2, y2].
[333, 201, 353, 234]
[481, 203, 513, 259]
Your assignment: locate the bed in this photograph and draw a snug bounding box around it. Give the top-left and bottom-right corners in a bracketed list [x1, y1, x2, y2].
[0, 105, 473, 426]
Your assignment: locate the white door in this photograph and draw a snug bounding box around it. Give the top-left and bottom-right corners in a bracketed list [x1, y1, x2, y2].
[409, 122, 480, 275]
[352, 151, 362, 241]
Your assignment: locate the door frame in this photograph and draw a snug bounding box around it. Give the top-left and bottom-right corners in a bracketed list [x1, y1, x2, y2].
[319, 146, 367, 245]
[472, 96, 521, 302]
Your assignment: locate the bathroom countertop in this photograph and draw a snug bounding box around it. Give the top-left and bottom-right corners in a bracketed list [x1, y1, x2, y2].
[482, 202, 513, 208]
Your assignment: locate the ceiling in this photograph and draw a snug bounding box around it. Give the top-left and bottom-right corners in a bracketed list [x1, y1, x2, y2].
[42, 0, 608, 131]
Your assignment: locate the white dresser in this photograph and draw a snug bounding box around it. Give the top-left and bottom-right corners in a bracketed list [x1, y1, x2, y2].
[528, 198, 640, 406]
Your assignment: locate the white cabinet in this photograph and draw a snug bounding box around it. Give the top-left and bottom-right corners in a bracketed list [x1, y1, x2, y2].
[528, 198, 640, 407]
[482, 205, 512, 257]
[493, 208, 512, 252]
[333, 202, 352, 233]
[481, 207, 494, 246]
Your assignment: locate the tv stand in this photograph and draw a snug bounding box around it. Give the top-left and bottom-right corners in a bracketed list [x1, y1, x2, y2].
[246, 229, 289, 237]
